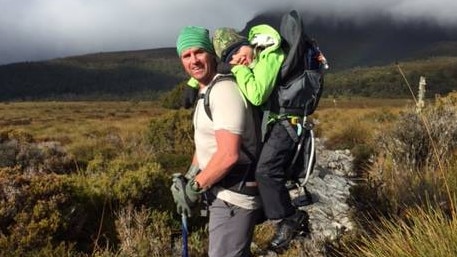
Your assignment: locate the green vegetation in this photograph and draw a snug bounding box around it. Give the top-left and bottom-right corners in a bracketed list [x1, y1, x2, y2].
[0, 48, 186, 101]
[339, 93, 457, 257]
[1, 48, 457, 101]
[1, 93, 456, 256]
[324, 56, 457, 98]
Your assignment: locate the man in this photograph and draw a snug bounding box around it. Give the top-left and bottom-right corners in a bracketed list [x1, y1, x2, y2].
[171, 26, 262, 257]
[211, 26, 309, 250]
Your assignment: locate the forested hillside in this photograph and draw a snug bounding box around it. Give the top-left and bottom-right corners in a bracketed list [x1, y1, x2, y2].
[0, 48, 186, 101]
[323, 56, 457, 98]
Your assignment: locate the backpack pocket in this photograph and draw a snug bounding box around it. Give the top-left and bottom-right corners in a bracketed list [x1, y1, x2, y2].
[277, 70, 323, 116]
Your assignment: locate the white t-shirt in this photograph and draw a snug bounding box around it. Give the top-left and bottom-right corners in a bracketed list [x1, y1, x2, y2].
[193, 76, 261, 209]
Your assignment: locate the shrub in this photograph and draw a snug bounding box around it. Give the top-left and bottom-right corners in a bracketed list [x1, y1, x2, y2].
[114, 206, 173, 257]
[0, 167, 75, 255]
[358, 92, 457, 219]
[160, 81, 187, 109]
[324, 119, 375, 174]
[146, 109, 194, 172]
[378, 96, 457, 172]
[0, 130, 76, 174]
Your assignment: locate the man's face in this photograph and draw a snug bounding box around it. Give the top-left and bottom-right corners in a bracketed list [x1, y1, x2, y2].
[180, 47, 216, 86]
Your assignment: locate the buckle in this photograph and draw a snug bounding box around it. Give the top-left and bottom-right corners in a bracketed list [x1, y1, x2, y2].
[290, 116, 300, 125]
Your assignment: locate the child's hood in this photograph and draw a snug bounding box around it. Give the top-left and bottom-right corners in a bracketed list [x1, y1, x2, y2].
[248, 24, 282, 51]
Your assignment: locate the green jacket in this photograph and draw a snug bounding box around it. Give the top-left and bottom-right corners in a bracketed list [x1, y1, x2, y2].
[232, 24, 284, 106]
[187, 24, 285, 106]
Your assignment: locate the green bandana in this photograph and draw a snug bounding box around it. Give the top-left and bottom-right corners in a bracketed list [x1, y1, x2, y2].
[176, 26, 214, 57]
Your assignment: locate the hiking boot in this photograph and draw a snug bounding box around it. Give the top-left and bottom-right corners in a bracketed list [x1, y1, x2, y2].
[269, 210, 307, 251]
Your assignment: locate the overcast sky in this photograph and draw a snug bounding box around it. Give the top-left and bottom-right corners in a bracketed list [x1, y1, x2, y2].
[1, 0, 456, 65]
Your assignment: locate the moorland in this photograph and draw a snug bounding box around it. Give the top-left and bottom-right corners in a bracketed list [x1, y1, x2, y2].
[1, 11, 457, 256]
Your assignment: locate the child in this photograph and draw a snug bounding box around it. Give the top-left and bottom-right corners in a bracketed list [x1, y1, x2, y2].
[211, 24, 328, 251]
[184, 22, 327, 251]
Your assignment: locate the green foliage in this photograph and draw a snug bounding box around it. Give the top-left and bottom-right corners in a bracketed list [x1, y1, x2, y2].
[70, 128, 126, 170]
[0, 168, 75, 255]
[324, 56, 457, 98]
[0, 126, 178, 256]
[160, 81, 188, 109]
[0, 48, 187, 101]
[345, 204, 457, 257]
[1, 47, 457, 101]
[4, 94, 455, 256]
[0, 129, 76, 174]
[146, 109, 194, 171]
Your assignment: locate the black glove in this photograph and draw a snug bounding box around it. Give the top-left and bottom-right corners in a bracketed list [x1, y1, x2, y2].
[181, 86, 198, 109]
[170, 174, 201, 217]
[217, 62, 233, 74]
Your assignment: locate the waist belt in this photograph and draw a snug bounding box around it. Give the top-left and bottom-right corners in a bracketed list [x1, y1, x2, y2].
[216, 164, 258, 196]
[268, 113, 303, 125]
[267, 113, 304, 143]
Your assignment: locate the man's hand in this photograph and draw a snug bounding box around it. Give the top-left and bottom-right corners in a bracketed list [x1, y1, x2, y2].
[170, 174, 201, 217]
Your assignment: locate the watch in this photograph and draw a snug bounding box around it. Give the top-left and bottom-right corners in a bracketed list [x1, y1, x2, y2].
[190, 179, 201, 191]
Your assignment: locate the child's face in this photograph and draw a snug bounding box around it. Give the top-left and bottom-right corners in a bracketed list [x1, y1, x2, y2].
[229, 45, 254, 66]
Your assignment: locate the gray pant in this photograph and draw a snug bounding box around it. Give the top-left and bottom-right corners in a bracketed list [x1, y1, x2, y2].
[208, 197, 260, 257]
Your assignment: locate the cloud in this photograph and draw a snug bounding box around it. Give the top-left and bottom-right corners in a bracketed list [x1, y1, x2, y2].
[1, 0, 456, 64]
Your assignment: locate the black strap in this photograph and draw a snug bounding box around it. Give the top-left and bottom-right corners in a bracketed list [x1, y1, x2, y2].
[200, 74, 257, 164]
[202, 74, 235, 121]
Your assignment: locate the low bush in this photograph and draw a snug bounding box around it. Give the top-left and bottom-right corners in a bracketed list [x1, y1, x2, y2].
[0, 129, 76, 174]
[0, 167, 75, 255]
[146, 109, 193, 172]
[344, 92, 457, 256]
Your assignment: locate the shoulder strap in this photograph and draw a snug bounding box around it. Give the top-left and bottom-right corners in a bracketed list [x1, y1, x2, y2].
[200, 74, 258, 164]
[202, 74, 235, 121]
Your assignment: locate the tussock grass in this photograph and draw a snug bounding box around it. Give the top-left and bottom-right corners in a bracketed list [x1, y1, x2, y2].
[347, 203, 457, 257]
[342, 92, 457, 257]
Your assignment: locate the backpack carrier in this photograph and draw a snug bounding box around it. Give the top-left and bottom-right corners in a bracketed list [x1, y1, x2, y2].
[270, 10, 325, 188]
[201, 10, 325, 192]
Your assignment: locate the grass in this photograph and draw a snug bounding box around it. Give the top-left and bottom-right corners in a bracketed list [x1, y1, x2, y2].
[0, 101, 165, 147]
[315, 97, 411, 139]
[2, 96, 455, 257]
[340, 92, 457, 257]
[347, 202, 457, 257]
[0, 98, 410, 145]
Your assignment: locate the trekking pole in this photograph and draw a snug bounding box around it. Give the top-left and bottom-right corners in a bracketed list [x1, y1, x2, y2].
[181, 213, 189, 257]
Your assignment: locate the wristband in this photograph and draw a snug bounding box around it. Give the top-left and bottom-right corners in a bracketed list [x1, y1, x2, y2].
[184, 164, 200, 180]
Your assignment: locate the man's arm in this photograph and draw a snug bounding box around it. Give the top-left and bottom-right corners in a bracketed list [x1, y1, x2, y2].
[194, 129, 241, 189]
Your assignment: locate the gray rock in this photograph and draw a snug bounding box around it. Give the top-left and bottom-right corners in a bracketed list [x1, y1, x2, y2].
[288, 139, 357, 255]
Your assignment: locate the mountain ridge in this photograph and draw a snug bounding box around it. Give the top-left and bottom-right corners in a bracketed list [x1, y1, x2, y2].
[0, 11, 456, 101]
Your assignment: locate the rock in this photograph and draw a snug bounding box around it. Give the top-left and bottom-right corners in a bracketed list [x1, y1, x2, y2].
[288, 139, 356, 255]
